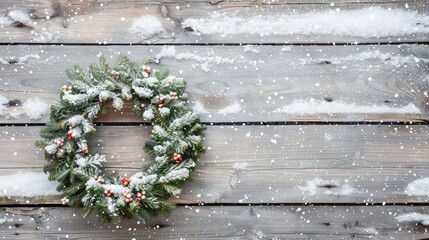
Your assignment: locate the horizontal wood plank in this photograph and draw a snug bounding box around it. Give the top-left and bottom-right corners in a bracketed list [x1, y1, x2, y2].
[1, 44, 428, 123]
[1, 125, 429, 204]
[0, 1, 426, 44]
[0, 205, 428, 239]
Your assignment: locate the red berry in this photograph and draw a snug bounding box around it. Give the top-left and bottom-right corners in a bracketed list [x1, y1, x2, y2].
[145, 69, 150, 74]
[83, 148, 90, 154]
[67, 134, 73, 140]
[121, 177, 130, 186]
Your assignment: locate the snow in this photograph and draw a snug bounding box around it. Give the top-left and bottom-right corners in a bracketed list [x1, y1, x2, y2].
[8, 10, 32, 26]
[281, 46, 292, 52]
[0, 54, 40, 65]
[0, 17, 12, 25]
[232, 162, 248, 170]
[299, 178, 356, 196]
[182, 7, 429, 37]
[363, 227, 378, 235]
[0, 97, 49, 120]
[156, 46, 235, 72]
[159, 107, 170, 116]
[243, 45, 260, 54]
[192, 101, 209, 114]
[278, 99, 421, 114]
[23, 98, 49, 120]
[130, 15, 165, 38]
[143, 108, 155, 120]
[159, 169, 190, 183]
[0, 96, 8, 112]
[396, 212, 429, 225]
[0, 172, 60, 197]
[405, 178, 429, 196]
[217, 101, 242, 114]
[62, 94, 89, 105]
[324, 133, 333, 141]
[299, 50, 414, 67]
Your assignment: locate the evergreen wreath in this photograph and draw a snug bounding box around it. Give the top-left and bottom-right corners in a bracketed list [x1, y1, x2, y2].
[36, 56, 206, 223]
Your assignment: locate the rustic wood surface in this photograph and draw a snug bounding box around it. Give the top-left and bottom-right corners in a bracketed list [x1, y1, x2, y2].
[0, 206, 428, 239]
[0, 0, 428, 239]
[0, 125, 429, 205]
[1, 45, 428, 123]
[0, 0, 427, 44]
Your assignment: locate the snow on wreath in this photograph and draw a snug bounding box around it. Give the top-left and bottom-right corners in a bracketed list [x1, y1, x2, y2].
[35, 56, 206, 223]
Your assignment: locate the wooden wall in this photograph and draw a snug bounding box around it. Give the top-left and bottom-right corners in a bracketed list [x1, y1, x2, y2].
[0, 0, 428, 239]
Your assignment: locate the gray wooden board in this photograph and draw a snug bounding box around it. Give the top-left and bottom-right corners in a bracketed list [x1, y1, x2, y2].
[0, 1, 426, 44]
[1, 44, 428, 123]
[1, 125, 429, 204]
[0, 205, 428, 239]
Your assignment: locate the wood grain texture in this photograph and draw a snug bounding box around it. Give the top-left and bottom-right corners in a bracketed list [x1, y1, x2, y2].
[1, 125, 429, 204]
[0, 205, 428, 239]
[0, 1, 428, 238]
[1, 44, 428, 123]
[0, 0, 426, 44]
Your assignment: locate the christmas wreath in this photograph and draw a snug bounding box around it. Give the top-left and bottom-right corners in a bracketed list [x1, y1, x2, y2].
[36, 56, 206, 223]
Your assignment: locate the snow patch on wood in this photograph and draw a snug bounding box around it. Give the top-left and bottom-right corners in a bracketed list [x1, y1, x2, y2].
[192, 101, 242, 114]
[299, 50, 417, 67]
[243, 45, 260, 54]
[278, 99, 421, 114]
[0, 17, 12, 26]
[192, 101, 209, 114]
[281, 46, 292, 52]
[182, 8, 429, 37]
[0, 54, 40, 65]
[156, 46, 235, 72]
[1, 98, 49, 120]
[217, 101, 242, 114]
[0, 96, 8, 112]
[363, 227, 378, 235]
[0, 172, 60, 197]
[232, 162, 248, 170]
[7, 10, 32, 26]
[130, 15, 165, 38]
[23, 98, 50, 120]
[396, 212, 429, 225]
[299, 178, 356, 196]
[405, 178, 429, 197]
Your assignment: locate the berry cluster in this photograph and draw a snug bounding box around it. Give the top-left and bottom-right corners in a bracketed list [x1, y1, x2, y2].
[96, 176, 104, 184]
[142, 65, 151, 78]
[156, 95, 166, 108]
[172, 152, 183, 163]
[61, 197, 69, 205]
[121, 190, 133, 203]
[53, 137, 64, 147]
[111, 70, 120, 78]
[121, 177, 131, 186]
[136, 191, 146, 201]
[82, 147, 90, 154]
[105, 188, 114, 197]
[62, 85, 73, 94]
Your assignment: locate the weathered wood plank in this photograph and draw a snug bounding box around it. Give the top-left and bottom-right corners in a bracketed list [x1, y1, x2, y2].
[0, 1, 426, 44]
[3, 125, 429, 169]
[0, 205, 428, 239]
[1, 45, 428, 123]
[1, 125, 429, 204]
